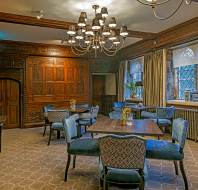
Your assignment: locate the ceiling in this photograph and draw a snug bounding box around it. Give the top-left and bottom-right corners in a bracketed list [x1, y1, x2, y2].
[0, 0, 198, 47]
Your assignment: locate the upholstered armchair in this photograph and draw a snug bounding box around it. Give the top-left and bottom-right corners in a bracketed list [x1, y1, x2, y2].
[63, 115, 99, 181]
[113, 102, 125, 111]
[99, 135, 146, 190]
[42, 105, 55, 136]
[47, 110, 70, 145]
[141, 106, 175, 132]
[109, 110, 122, 120]
[146, 118, 189, 190]
[78, 105, 99, 132]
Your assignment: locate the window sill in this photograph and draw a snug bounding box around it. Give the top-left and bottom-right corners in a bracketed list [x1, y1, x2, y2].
[167, 100, 198, 107]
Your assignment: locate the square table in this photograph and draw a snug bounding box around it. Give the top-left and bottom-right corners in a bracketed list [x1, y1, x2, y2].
[87, 117, 163, 137]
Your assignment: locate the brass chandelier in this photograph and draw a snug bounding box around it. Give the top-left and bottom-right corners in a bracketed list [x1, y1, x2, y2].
[137, 0, 197, 20]
[65, 5, 128, 57]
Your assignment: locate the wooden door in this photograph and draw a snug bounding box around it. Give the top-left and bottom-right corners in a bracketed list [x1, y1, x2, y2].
[0, 80, 20, 128]
[92, 75, 105, 111]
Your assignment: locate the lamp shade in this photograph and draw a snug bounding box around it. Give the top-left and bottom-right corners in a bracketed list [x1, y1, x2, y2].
[101, 7, 108, 18]
[102, 25, 111, 36]
[120, 25, 128, 37]
[109, 17, 117, 28]
[85, 25, 94, 36]
[68, 36, 76, 44]
[78, 16, 86, 27]
[67, 25, 76, 35]
[109, 30, 117, 41]
[75, 29, 84, 40]
[92, 18, 101, 30]
[80, 12, 87, 21]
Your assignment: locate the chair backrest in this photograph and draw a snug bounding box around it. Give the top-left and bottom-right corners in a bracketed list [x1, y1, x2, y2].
[47, 110, 70, 123]
[99, 135, 146, 169]
[109, 111, 121, 120]
[172, 118, 188, 150]
[91, 105, 99, 118]
[156, 106, 175, 119]
[63, 115, 78, 143]
[43, 105, 55, 117]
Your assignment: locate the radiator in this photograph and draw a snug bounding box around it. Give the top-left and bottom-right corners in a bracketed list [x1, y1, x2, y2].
[174, 108, 198, 142]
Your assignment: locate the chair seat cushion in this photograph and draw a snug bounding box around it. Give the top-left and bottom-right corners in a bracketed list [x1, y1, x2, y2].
[79, 118, 96, 126]
[105, 168, 142, 184]
[146, 139, 183, 160]
[141, 111, 157, 119]
[68, 138, 99, 156]
[51, 122, 63, 129]
[153, 119, 172, 126]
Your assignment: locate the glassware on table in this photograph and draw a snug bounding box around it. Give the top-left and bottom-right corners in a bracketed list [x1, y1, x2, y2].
[126, 113, 133, 126]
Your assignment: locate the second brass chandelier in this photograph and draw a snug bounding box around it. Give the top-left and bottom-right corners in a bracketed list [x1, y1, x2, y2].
[65, 4, 128, 57]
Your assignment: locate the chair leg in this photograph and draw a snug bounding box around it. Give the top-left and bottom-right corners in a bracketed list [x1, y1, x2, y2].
[179, 160, 188, 190]
[139, 182, 144, 190]
[73, 155, 76, 168]
[65, 154, 71, 182]
[103, 179, 108, 190]
[173, 161, 179, 175]
[85, 125, 87, 133]
[48, 126, 52, 146]
[43, 124, 46, 136]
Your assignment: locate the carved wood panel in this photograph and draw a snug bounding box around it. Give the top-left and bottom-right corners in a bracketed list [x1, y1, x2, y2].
[0, 79, 20, 128]
[25, 56, 89, 125]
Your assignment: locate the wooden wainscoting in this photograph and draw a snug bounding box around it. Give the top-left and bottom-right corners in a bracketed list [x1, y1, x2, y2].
[25, 56, 89, 126]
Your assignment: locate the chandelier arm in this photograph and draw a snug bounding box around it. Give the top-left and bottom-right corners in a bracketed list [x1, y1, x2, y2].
[102, 45, 117, 53]
[152, 0, 184, 20]
[71, 46, 90, 56]
[72, 43, 91, 53]
[102, 39, 124, 53]
[78, 41, 90, 50]
[136, 0, 172, 6]
[102, 48, 118, 56]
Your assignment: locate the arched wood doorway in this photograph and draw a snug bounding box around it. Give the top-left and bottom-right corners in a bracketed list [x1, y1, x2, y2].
[0, 79, 20, 128]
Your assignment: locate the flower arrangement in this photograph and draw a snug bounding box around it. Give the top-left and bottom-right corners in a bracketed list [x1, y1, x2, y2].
[126, 81, 137, 98]
[70, 99, 76, 111]
[121, 107, 131, 125]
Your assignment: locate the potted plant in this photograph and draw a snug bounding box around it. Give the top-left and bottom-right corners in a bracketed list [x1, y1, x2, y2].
[126, 81, 137, 98]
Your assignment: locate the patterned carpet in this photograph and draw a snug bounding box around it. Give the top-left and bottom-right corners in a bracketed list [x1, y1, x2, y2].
[0, 125, 198, 190]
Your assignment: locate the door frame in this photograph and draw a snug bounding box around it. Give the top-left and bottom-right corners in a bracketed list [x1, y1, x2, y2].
[0, 69, 24, 128]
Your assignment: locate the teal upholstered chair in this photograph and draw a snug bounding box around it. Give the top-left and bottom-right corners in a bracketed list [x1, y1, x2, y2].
[141, 106, 175, 132]
[146, 118, 189, 190]
[47, 110, 70, 145]
[109, 110, 122, 120]
[99, 135, 146, 190]
[63, 115, 100, 181]
[155, 106, 175, 131]
[42, 105, 55, 136]
[113, 102, 125, 111]
[79, 105, 99, 132]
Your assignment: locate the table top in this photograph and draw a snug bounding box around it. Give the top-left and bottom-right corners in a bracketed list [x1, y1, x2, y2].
[70, 107, 89, 113]
[87, 118, 163, 137]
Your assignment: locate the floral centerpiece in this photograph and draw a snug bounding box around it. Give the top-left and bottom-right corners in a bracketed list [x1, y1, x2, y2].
[121, 107, 131, 126]
[70, 99, 76, 111]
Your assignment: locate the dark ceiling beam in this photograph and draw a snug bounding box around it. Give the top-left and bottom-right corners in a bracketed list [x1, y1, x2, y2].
[0, 12, 156, 39]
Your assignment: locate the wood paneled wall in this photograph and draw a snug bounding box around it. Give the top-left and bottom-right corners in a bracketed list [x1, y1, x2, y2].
[24, 56, 89, 126]
[0, 41, 116, 127]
